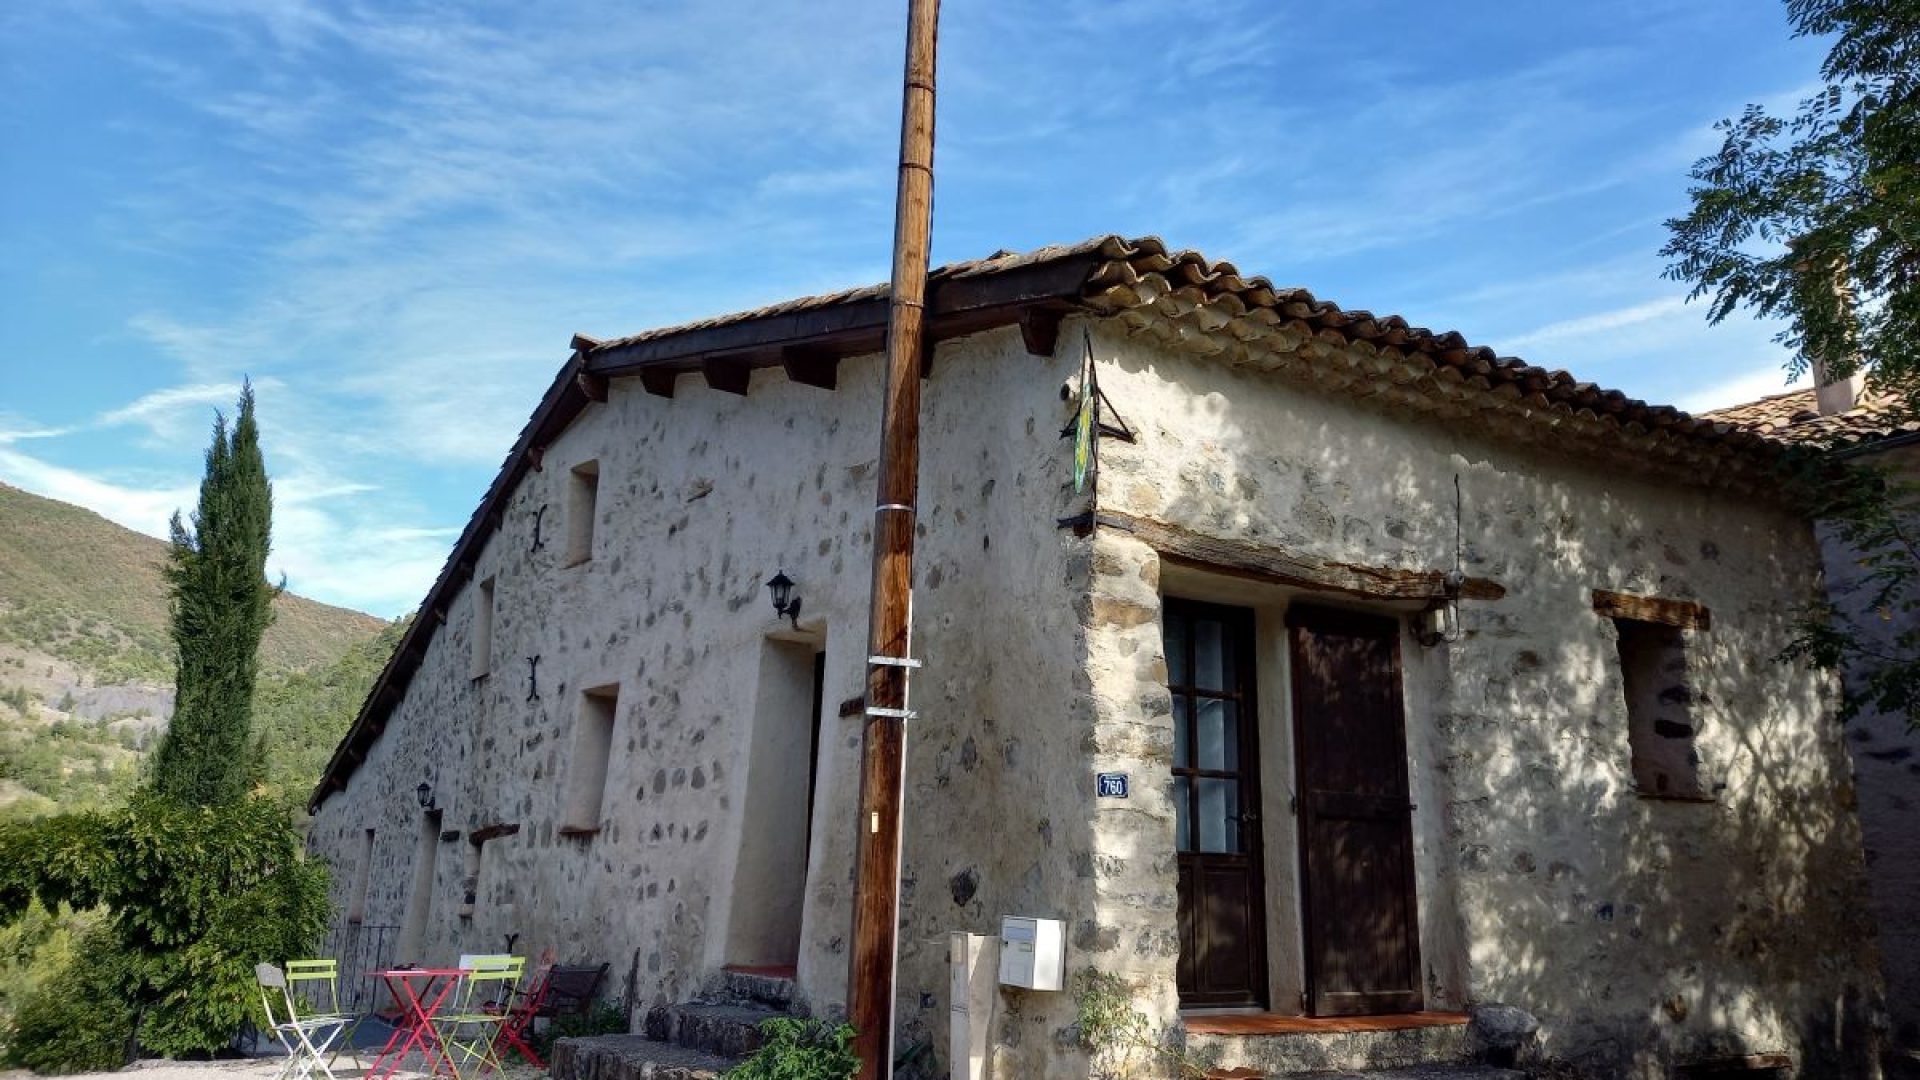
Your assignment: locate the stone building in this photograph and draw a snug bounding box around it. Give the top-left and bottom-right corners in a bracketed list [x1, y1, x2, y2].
[306, 236, 1884, 1078]
[1705, 381, 1920, 1073]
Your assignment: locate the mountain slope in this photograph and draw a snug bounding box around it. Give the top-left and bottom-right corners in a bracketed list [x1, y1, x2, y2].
[0, 481, 391, 815]
[0, 481, 383, 678]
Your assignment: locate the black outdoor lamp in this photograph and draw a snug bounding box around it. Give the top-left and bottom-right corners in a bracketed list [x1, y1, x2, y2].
[766, 571, 802, 629]
[415, 781, 435, 811]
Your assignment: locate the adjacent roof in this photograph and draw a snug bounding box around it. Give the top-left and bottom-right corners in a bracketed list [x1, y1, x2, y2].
[309, 234, 1786, 812]
[1699, 386, 1920, 449]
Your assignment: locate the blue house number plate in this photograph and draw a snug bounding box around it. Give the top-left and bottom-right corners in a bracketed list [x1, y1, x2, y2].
[1097, 772, 1129, 798]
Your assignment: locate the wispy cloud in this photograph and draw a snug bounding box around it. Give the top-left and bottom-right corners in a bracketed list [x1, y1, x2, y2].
[1499, 297, 1688, 353]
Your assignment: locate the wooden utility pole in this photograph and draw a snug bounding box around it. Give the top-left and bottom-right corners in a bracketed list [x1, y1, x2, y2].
[849, 1, 939, 1078]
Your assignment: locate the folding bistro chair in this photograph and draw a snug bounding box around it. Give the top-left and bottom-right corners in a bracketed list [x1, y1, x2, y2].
[432, 955, 526, 1077]
[284, 958, 366, 1072]
[495, 962, 610, 1068]
[257, 963, 349, 1080]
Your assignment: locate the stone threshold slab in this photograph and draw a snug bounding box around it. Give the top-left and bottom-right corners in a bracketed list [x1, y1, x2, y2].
[1184, 1011, 1471, 1036]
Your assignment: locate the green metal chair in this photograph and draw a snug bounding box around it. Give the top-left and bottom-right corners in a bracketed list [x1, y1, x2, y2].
[432, 955, 526, 1077]
[283, 958, 366, 1072]
[257, 963, 348, 1080]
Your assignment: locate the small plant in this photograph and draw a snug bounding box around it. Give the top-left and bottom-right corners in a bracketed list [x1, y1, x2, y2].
[1073, 970, 1210, 1079]
[528, 999, 628, 1061]
[726, 1017, 858, 1080]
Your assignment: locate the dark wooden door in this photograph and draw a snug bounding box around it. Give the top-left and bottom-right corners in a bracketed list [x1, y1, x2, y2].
[1289, 605, 1423, 1016]
[1166, 599, 1267, 1008]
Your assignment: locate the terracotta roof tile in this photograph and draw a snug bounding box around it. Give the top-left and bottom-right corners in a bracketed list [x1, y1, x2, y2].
[1700, 386, 1919, 448]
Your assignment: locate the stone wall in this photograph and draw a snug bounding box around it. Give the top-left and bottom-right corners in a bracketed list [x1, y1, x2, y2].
[1822, 440, 1920, 1050]
[1082, 318, 1883, 1078]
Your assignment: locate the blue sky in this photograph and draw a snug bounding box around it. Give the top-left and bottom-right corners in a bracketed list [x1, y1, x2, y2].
[0, 1, 1825, 618]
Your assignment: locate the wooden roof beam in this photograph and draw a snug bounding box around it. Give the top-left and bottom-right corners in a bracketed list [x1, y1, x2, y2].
[703, 357, 751, 396]
[640, 368, 677, 398]
[781, 345, 838, 390]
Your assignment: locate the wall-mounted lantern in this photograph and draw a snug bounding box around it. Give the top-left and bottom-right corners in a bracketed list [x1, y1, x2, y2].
[416, 781, 436, 811]
[766, 571, 803, 629]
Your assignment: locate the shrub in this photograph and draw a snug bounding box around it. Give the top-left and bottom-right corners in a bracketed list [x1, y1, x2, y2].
[0, 794, 331, 1067]
[528, 999, 628, 1062]
[726, 1017, 859, 1080]
[2, 924, 135, 1074]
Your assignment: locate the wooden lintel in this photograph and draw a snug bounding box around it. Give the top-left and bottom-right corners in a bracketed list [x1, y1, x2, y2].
[1019, 307, 1064, 358]
[781, 345, 838, 390]
[639, 368, 677, 398]
[704, 358, 751, 395]
[1592, 588, 1710, 631]
[469, 822, 522, 845]
[1088, 510, 1506, 603]
[575, 370, 609, 403]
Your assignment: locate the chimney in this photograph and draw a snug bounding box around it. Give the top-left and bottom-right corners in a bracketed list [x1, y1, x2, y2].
[1814, 359, 1864, 416]
[1794, 240, 1865, 415]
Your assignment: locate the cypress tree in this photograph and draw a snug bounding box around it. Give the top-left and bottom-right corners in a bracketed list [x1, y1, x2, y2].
[151, 381, 279, 806]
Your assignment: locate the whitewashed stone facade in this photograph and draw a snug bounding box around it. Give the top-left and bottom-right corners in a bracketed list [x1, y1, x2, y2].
[308, 242, 1884, 1079]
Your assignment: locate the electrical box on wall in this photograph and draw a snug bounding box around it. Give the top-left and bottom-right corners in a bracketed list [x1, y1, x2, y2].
[997, 915, 1064, 991]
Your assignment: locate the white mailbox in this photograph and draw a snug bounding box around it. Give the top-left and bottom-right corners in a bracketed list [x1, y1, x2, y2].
[997, 915, 1065, 991]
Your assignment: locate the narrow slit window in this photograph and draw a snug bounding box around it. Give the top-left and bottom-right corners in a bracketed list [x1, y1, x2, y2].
[566, 461, 600, 566]
[472, 576, 495, 678]
[347, 828, 375, 923]
[562, 685, 618, 832]
[1614, 617, 1707, 799]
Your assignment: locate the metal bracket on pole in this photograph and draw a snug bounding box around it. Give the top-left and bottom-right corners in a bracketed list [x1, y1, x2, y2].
[864, 706, 918, 720]
[868, 655, 923, 669]
[875, 503, 915, 514]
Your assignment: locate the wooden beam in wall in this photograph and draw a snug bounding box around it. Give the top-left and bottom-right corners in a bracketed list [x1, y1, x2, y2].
[781, 345, 839, 390]
[1019, 307, 1064, 358]
[703, 358, 751, 396]
[639, 368, 677, 398]
[469, 822, 522, 845]
[1591, 589, 1711, 631]
[575, 370, 609, 403]
[1089, 510, 1507, 603]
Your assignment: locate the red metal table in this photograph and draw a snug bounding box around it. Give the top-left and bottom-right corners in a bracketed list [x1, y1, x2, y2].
[366, 967, 468, 1079]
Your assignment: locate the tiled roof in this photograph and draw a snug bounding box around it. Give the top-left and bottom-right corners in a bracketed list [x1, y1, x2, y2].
[1699, 386, 1919, 448]
[309, 234, 1790, 812]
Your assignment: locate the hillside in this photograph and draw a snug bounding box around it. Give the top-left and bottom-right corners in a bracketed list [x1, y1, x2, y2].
[0, 481, 393, 815]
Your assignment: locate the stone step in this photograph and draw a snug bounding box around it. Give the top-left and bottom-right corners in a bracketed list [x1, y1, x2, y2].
[550, 1034, 740, 1080]
[1259, 1060, 1528, 1068]
[712, 966, 798, 1012]
[645, 1000, 784, 1059]
[1186, 1017, 1477, 1077]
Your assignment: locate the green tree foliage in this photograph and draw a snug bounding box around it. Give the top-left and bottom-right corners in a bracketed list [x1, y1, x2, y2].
[1662, 0, 1920, 395]
[251, 618, 409, 802]
[0, 795, 329, 1066]
[152, 383, 280, 807]
[1777, 448, 1920, 725]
